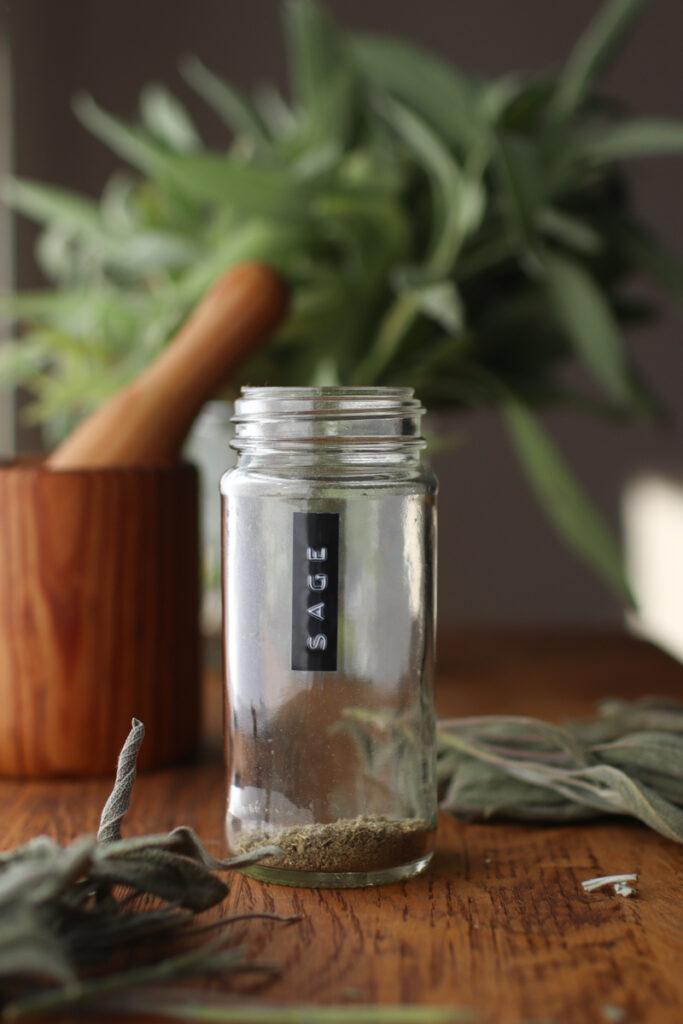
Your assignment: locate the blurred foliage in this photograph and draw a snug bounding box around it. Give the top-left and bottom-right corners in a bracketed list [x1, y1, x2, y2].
[1, 0, 683, 600]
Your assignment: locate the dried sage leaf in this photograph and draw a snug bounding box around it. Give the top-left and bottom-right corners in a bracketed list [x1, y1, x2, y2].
[346, 697, 683, 844]
[88, 849, 229, 913]
[0, 719, 294, 1017]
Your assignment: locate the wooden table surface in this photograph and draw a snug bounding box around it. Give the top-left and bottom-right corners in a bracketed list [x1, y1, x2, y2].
[3, 630, 683, 1024]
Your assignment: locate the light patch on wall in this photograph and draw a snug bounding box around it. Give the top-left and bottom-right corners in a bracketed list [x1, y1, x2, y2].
[623, 472, 683, 665]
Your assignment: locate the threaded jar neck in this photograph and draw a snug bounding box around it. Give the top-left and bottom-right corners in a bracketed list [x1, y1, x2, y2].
[231, 387, 426, 454]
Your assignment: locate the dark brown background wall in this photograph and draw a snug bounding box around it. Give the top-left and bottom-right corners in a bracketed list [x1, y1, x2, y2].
[3, 0, 682, 626]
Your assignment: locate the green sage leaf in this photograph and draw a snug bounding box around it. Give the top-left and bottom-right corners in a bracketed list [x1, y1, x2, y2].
[493, 133, 543, 249]
[180, 57, 268, 142]
[3, 178, 101, 232]
[544, 250, 635, 405]
[285, 0, 357, 146]
[350, 33, 477, 149]
[552, 0, 648, 117]
[74, 94, 164, 172]
[140, 84, 202, 152]
[581, 118, 683, 164]
[501, 397, 634, 604]
[379, 97, 484, 273]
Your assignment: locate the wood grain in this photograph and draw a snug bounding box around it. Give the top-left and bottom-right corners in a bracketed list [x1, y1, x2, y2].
[1, 631, 683, 1022]
[0, 460, 200, 776]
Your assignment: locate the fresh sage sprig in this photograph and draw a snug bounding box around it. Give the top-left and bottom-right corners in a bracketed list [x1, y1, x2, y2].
[2, 0, 683, 601]
[345, 698, 683, 843]
[0, 720, 292, 1020]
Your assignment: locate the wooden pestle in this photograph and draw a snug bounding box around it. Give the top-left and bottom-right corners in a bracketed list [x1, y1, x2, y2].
[48, 262, 288, 468]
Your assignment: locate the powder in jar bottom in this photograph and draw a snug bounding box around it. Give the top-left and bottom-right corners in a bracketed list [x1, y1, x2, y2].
[233, 815, 436, 888]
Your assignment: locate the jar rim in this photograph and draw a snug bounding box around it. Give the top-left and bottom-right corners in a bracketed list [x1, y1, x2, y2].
[231, 386, 426, 450]
[238, 386, 415, 396]
[233, 386, 424, 418]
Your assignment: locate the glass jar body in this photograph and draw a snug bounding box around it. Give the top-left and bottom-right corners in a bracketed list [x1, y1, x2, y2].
[221, 389, 438, 888]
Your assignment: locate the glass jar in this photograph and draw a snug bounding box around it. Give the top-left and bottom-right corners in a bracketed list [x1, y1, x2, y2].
[221, 386, 437, 888]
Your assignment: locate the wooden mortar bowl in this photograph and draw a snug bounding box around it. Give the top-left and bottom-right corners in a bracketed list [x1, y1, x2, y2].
[0, 460, 201, 776]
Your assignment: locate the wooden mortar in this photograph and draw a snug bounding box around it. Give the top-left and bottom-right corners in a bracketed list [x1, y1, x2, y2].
[0, 459, 200, 776]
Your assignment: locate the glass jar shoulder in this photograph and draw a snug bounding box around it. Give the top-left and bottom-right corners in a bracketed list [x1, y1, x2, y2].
[220, 463, 437, 500]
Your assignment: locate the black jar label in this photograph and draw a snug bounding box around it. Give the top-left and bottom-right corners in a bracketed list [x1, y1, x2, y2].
[291, 512, 339, 671]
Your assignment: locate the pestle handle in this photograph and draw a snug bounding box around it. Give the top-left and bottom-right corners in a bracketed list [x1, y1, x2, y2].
[48, 263, 288, 469]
